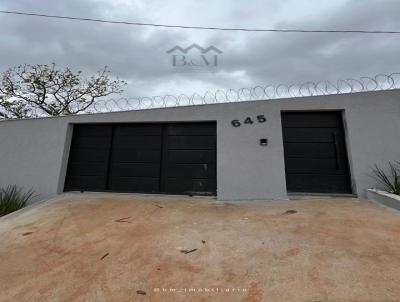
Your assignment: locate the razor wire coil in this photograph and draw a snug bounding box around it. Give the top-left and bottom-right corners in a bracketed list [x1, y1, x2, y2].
[90, 73, 400, 113]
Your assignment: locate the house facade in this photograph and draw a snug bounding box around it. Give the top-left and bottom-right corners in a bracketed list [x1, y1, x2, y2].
[0, 90, 399, 202]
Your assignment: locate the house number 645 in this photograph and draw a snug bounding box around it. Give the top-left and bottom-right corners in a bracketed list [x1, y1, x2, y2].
[231, 115, 267, 127]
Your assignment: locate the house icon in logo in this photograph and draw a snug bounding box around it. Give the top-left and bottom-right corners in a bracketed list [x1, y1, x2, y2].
[166, 44, 222, 68]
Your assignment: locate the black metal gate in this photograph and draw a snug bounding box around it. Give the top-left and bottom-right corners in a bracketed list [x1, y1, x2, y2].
[64, 123, 216, 195]
[281, 111, 352, 193]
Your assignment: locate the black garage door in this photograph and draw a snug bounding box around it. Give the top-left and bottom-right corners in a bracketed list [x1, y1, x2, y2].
[281, 111, 352, 193]
[64, 123, 216, 195]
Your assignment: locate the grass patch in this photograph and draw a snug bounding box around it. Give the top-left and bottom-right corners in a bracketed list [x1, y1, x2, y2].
[372, 161, 400, 196]
[0, 185, 35, 217]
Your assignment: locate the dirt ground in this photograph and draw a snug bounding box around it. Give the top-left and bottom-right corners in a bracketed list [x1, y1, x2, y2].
[0, 193, 400, 302]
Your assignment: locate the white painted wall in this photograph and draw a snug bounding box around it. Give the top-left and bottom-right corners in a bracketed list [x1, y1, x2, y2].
[0, 90, 399, 202]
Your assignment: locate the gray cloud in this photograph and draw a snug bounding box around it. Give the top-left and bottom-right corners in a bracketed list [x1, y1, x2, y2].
[1, 0, 399, 97]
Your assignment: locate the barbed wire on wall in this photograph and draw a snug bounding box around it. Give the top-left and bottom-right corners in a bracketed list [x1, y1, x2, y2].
[1, 72, 399, 119]
[90, 73, 400, 113]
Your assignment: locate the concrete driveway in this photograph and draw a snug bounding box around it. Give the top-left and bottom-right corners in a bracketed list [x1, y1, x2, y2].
[0, 193, 399, 302]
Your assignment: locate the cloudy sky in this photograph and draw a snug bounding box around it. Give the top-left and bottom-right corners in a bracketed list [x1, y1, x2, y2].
[1, 0, 400, 98]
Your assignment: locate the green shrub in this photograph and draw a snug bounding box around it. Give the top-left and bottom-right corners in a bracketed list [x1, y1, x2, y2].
[0, 185, 35, 217]
[372, 161, 400, 195]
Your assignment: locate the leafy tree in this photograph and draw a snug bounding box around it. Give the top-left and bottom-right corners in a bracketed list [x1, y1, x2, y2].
[0, 63, 126, 119]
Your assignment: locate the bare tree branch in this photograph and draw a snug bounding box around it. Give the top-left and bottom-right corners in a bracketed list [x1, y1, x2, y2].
[0, 64, 126, 119]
